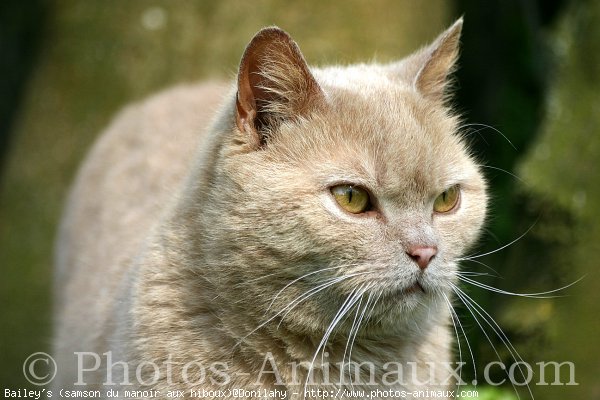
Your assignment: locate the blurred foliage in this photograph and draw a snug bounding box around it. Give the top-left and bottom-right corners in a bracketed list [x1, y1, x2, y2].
[1, 0, 598, 399]
[514, 0, 600, 398]
[0, 0, 45, 169]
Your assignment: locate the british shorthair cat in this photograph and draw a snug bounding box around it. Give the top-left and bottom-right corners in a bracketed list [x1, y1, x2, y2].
[54, 18, 487, 399]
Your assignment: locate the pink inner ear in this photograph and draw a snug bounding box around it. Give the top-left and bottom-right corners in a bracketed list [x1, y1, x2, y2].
[235, 94, 255, 133]
[414, 18, 463, 102]
[234, 27, 325, 147]
[235, 47, 258, 134]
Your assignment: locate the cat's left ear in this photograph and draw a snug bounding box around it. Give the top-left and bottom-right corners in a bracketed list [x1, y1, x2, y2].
[235, 27, 325, 149]
[391, 18, 463, 102]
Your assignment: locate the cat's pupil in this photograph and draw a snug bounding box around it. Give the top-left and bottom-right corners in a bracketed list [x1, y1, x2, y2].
[330, 185, 371, 214]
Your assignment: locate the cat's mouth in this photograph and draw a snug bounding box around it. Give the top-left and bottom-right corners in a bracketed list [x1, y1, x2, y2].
[402, 281, 426, 295]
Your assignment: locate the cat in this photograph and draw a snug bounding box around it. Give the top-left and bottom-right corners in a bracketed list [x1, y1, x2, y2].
[53, 17, 487, 399]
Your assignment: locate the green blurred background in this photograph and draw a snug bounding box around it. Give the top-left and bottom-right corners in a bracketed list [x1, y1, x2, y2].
[1, 0, 598, 398]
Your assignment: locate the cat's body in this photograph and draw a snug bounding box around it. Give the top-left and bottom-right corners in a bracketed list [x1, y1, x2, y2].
[54, 20, 487, 399]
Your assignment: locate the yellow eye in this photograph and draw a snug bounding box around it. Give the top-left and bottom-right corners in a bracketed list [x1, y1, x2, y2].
[331, 185, 371, 214]
[433, 185, 461, 213]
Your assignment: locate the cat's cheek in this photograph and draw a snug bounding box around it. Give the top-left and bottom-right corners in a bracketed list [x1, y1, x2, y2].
[458, 194, 488, 249]
[432, 187, 487, 257]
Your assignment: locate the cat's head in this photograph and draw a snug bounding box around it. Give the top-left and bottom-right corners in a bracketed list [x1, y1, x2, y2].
[202, 19, 487, 338]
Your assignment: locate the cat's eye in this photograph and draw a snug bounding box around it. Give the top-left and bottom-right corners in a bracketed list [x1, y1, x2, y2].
[330, 185, 371, 214]
[433, 185, 461, 213]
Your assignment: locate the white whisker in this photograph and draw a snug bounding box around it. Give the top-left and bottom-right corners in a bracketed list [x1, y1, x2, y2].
[267, 265, 342, 312]
[344, 290, 373, 386]
[442, 292, 476, 389]
[459, 122, 517, 150]
[276, 272, 370, 328]
[365, 291, 383, 323]
[304, 287, 365, 396]
[452, 284, 534, 400]
[235, 272, 369, 348]
[458, 275, 583, 299]
[480, 165, 524, 183]
[459, 256, 501, 277]
[456, 271, 497, 278]
[459, 222, 537, 261]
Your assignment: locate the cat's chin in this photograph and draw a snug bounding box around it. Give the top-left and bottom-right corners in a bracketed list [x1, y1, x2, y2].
[375, 279, 447, 316]
[401, 281, 426, 295]
[391, 284, 429, 310]
[387, 277, 429, 298]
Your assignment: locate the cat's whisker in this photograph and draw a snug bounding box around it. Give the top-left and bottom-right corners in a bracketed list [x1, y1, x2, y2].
[365, 290, 384, 323]
[451, 283, 534, 400]
[305, 287, 365, 396]
[442, 292, 474, 390]
[458, 258, 502, 277]
[445, 296, 464, 383]
[266, 265, 343, 313]
[482, 227, 501, 245]
[456, 271, 497, 278]
[343, 289, 374, 387]
[235, 274, 361, 348]
[451, 286, 519, 397]
[452, 284, 523, 360]
[459, 122, 517, 150]
[276, 271, 373, 329]
[350, 291, 374, 385]
[465, 126, 490, 135]
[341, 292, 364, 366]
[458, 222, 537, 261]
[373, 301, 393, 326]
[275, 276, 350, 329]
[457, 275, 583, 299]
[481, 165, 524, 183]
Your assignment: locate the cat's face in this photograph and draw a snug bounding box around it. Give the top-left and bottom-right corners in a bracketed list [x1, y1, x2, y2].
[206, 20, 486, 337]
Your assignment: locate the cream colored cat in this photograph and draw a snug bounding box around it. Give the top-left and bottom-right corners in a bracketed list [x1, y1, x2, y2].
[54, 18, 487, 399]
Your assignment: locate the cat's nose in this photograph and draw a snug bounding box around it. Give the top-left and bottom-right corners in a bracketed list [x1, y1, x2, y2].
[406, 246, 437, 270]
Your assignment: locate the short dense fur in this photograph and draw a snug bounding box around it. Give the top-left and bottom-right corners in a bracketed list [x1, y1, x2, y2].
[54, 19, 487, 399]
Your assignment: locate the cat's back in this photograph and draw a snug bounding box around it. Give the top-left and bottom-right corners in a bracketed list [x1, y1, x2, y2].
[54, 81, 227, 349]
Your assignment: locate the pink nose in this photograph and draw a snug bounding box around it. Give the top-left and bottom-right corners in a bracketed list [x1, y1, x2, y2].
[406, 246, 437, 270]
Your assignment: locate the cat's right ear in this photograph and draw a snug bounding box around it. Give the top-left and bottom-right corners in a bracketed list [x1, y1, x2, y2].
[389, 18, 463, 103]
[235, 27, 325, 149]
